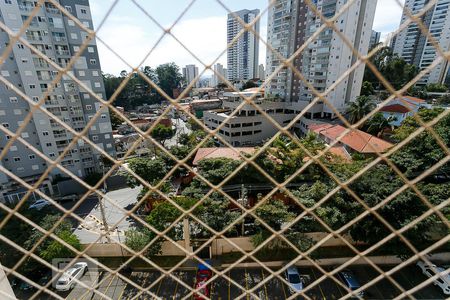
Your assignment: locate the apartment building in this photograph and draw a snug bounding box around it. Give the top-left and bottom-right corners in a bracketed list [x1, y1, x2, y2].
[369, 30, 381, 49]
[211, 63, 227, 87]
[392, 0, 450, 85]
[266, 0, 307, 100]
[227, 9, 260, 81]
[182, 64, 199, 88]
[203, 90, 293, 146]
[0, 0, 114, 198]
[266, 0, 377, 118]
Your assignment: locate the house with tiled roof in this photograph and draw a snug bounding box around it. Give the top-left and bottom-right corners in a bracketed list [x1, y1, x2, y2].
[378, 96, 431, 126]
[309, 123, 393, 155]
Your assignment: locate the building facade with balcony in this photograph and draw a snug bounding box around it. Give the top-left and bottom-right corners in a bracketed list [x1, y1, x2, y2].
[0, 0, 115, 199]
[392, 0, 450, 86]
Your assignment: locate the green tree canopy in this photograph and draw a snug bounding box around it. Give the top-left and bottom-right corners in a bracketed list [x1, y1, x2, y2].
[156, 63, 183, 98]
[347, 95, 375, 124]
[151, 124, 175, 147]
[126, 157, 167, 187]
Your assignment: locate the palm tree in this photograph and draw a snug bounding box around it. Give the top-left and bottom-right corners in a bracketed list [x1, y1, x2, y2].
[366, 113, 397, 136]
[347, 95, 375, 124]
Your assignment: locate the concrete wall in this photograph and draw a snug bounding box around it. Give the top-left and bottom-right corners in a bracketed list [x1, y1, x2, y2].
[82, 233, 360, 257]
[56, 174, 127, 196]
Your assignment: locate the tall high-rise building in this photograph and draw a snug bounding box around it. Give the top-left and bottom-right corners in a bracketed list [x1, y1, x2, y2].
[258, 64, 265, 79]
[266, 0, 307, 100]
[392, 0, 450, 85]
[227, 9, 260, 81]
[212, 63, 227, 87]
[369, 30, 381, 49]
[266, 0, 377, 117]
[182, 64, 199, 88]
[0, 0, 114, 196]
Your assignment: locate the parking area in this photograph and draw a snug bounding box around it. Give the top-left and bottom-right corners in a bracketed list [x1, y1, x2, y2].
[23, 264, 445, 299]
[112, 265, 445, 299]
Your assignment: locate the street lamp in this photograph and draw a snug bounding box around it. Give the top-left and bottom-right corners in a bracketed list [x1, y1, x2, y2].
[98, 161, 111, 243]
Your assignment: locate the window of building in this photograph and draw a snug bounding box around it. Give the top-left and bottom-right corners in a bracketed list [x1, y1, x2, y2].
[84, 93, 90, 99]
[101, 114, 106, 119]
[79, 70, 85, 76]
[29, 154, 35, 160]
[2, 123, 9, 128]
[10, 146, 17, 151]
[70, 33, 78, 39]
[46, 142, 52, 147]
[67, 20, 75, 26]
[49, 153, 55, 158]
[73, 46, 80, 52]
[0, 110, 4, 116]
[86, 105, 92, 110]
[1, 70, 10, 77]
[32, 96, 39, 102]
[92, 70, 99, 76]
[21, 58, 28, 63]
[21, 132, 29, 138]
[87, 46, 94, 53]
[89, 59, 96, 65]
[24, 70, 32, 76]
[4, 0, 12, 3]
[94, 82, 101, 88]
[32, 165, 39, 170]
[13, 157, 21, 162]
[90, 125, 96, 130]
[43, 131, 49, 136]
[92, 135, 98, 141]
[65, 5, 72, 12]
[106, 143, 112, 148]
[13, 109, 21, 115]
[83, 21, 89, 27]
[81, 8, 87, 14]
[9, 97, 18, 103]
[29, 84, 36, 89]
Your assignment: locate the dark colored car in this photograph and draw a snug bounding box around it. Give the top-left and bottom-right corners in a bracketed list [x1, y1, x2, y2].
[338, 270, 364, 298]
[194, 263, 212, 300]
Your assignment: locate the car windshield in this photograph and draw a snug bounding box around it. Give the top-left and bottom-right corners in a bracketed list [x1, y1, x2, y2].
[289, 274, 301, 284]
[57, 280, 68, 285]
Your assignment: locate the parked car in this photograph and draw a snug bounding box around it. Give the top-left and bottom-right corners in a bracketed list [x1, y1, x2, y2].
[55, 262, 88, 291]
[285, 266, 303, 294]
[29, 199, 50, 210]
[417, 261, 450, 295]
[338, 270, 364, 298]
[194, 263, 212, 300]
[56, 194, 78, 202]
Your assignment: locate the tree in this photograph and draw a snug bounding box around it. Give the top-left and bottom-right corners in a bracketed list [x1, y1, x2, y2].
[255, 199, 294, 231]
[109, 109, 123, 130]
[346, 95, 375, 124]
[241, 81, 258, 90]
[365, 112, 395, 136]
[124, 228, 162, 256]
[39, 230, 81, 261]
[155, 63, 183, 98]
[126, 157, 167, 187]
[360, 81, 374, 96]
[425, 83, 448, 93]
[151, 124, 175, 147]
[196, 197, 240, 236]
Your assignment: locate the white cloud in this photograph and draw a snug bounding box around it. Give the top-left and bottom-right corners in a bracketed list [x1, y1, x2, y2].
[373, 0, 405, 41]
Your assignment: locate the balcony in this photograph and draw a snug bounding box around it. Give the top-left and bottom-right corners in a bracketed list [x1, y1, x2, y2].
[52, 36, 67, 43]
[56, 50, 70, 56]
[19, 5, 34, 12]
[26, 35, 43, 41]
[46, 7, 61, 14]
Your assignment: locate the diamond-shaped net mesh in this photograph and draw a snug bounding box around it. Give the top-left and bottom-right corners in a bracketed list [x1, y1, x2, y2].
[0, 0, 449, 299]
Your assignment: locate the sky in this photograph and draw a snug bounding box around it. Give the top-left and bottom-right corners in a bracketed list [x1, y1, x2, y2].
[89, 0, 405, 75]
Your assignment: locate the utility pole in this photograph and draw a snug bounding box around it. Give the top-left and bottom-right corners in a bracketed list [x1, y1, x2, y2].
[98, 162, 111, 243]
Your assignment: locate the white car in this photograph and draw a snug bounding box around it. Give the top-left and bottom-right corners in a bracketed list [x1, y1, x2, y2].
[29, 199, 50, 210]
[285, 266, 303, 294]
[417, 261, 450, 295]
[55, 262, 88, 291]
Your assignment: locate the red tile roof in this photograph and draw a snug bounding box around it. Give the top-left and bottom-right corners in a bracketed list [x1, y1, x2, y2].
[193, 147, 255, 165]
[310, 123, 393, 153]
[379, 104, 411, 113]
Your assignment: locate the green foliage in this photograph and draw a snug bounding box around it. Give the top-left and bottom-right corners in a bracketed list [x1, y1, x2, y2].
[83, 172, 103, 186]
[151, 124, 175, 146]
[155, 63, 183, 98]
[40, 230, 81, 261]
[125, 228, 162, 256]
[364, 112, 395, 136]
[126, 157, 167, 187]
[347, 96, 375, 124]
[425, 83, 448, 93]
[109, 109, 123, 130]
[363, 46, 418, 90]
[241, 81, 258, 90]
[197, 158, 241, 185]
[255, 199, 294, 231]
[196, 197, 240, 236]
[102, 66, 160, 110]
[360, 81, 374, 96]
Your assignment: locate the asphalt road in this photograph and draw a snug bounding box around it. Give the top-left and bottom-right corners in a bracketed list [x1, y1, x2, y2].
[42, 264, 447, 300]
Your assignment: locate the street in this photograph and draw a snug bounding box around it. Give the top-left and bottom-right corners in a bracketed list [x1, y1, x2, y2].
[66, 187, 142, 244]
[24, 264, 445, 299]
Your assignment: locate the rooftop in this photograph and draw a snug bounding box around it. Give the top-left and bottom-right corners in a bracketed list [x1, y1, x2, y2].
[193, 147, 255, 165]
[379, 104, 411, 113]
[310, 123, 393, 153]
